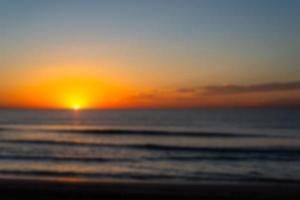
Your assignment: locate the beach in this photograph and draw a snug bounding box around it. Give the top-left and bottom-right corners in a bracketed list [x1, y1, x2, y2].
[0, 178, 300, 200]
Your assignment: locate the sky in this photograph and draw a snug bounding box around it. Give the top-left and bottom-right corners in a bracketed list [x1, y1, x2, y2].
[0, 0, 299, 109]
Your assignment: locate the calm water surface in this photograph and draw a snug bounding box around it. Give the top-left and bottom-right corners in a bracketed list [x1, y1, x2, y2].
[0, 109, 299, 184]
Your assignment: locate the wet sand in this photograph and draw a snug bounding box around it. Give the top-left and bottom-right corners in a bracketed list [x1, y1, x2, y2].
[0, 178, 299, 200]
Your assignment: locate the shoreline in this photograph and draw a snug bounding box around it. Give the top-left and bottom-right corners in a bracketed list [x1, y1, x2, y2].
[0, 178, 299, 199]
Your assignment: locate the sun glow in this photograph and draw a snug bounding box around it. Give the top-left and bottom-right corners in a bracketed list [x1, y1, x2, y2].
[0, 67, 136, 109]
[73, 105, 80, 111]
[67, 95, 87, 111]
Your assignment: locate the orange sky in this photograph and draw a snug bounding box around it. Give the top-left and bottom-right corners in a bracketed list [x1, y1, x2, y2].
[0, 1, 299, 109]
[1, 67, 299, 109]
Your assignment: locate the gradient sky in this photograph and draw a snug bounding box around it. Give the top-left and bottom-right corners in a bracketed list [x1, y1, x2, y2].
[1, 0, 299, 109]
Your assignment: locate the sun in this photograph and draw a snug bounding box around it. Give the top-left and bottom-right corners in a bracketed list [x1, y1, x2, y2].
[73, 104, 81, 111]
[62, 89, 95, 111]
[66, 95, 87, 111]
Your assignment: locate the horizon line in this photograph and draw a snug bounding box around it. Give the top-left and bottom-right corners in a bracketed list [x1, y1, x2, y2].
[0, 105, 299, 111]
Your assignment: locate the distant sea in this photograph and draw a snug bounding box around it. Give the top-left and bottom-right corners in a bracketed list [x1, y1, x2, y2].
[0, 109, 299, 184]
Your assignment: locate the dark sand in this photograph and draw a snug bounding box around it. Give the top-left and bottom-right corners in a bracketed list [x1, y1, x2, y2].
[0, 178, 299, 200]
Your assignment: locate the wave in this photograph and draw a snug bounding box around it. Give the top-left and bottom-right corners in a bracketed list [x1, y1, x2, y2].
[0, 154, 297, 163]
[51, 129, 277, 138]
[0, 170, 173, 180]
[131, 144, 300, 155]
[0, 169, 299, 184]
[0, 127, 8, 132]
[0, 155, 129, 163]
[0, 126, 284, 138]
[1, 140, 300, 156]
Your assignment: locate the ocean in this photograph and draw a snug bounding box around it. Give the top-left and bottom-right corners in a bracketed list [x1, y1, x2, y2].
[0, 109, 299, 184]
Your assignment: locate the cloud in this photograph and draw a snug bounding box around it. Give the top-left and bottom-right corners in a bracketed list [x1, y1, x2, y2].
[130, 93, 158, 99]
[128, 90, 167, 101]
[258, 98, 300, 108]
[204, 81, 300, 94]
[176, 88, 199, 93]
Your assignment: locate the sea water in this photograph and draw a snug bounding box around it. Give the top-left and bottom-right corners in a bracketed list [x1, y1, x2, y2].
[0, 109, 299, 184]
